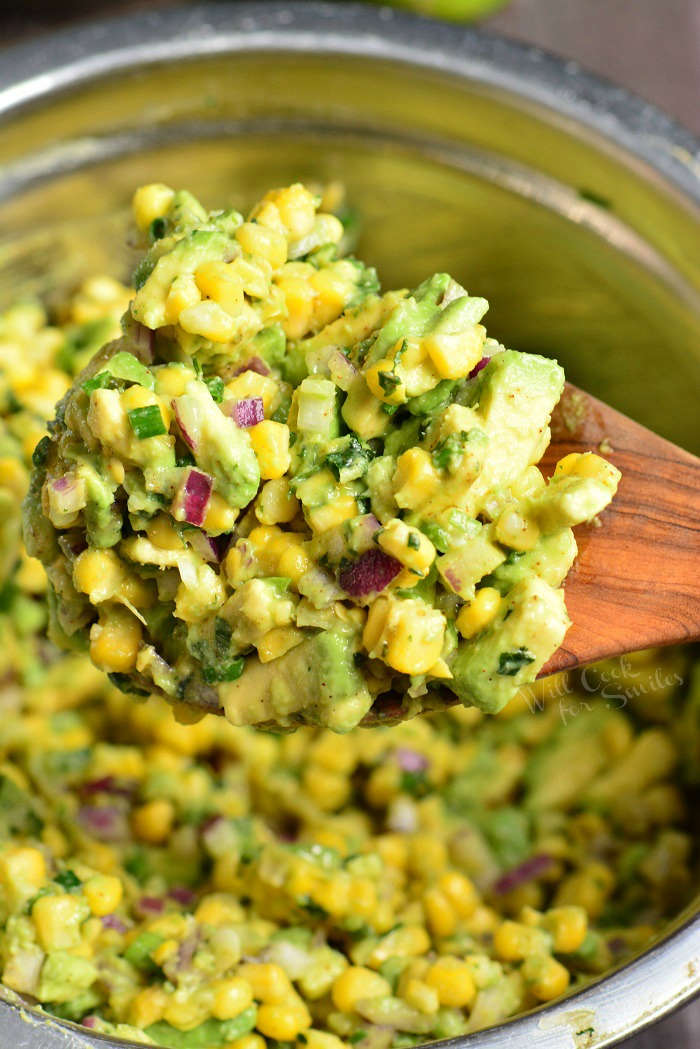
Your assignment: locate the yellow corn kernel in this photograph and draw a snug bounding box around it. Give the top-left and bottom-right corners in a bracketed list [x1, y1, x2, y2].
[83, 874, 123, 917]
[364, 358, 406, 405]
[492, 920, 550, 962]
[257, 627, 306, 663]
[256, 1000, 312, 1041]
[225, 1036, 267, 1049]
[202, 491, 238, 536]
[179, 300, 238, 343]
[249, 420, 291, 480]
[425, 957, 476, 1008]
[33, 894, 86, 951]
[41, 825, 68, 859]
[303, 1031, 346, 1049]
[495, 508, 540, 551]
[129, 987, 168, 1028]
[553, 861, 614, 918]
[238, 963, 294, 1003]
[392, 448, 440, 510]
[277, 543, 311, 585]
[195, 260, 244, 315]
[74, 547, 125, 603]
[212, 978, 255, 1020]
[302, 764, 350, 812]
[332, 967, 392, 1013]
[131, 798, 175, 844]
[225, 370, 279, 414]
[165, 276, 202, 324]
[364, 596, 446, 676]
[378, 518, 436, 575]
[237, 222, 288, 269]
[261, 184, 317, 238]
[163, 992, 211, 1032]
[521, 953, 570, 1001]
[438, 871, 479, 919]
[423, 887, 457, 938]
[310, 264, 352, 328]
[0, 847, 47, 909]
[307, 495, 358, 534]
[277, 275, 316, 340]
[403, 977, 440, 1015]
[255, 479, 299, 524]
[132, 183, 174, 232]
[154, 364, 193, 398]
[541, 906, 588, 954]
[456, 587, 502, 640]
[211, 854, 240, 893]
[89, 605, 142, 673]
[554, 451, 618, 492]
[152, 938, 179, 966]
[422, 327, 485, 380]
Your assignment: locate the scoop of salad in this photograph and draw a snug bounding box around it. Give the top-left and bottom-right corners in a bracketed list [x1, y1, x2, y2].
[24, 182, 619, 731]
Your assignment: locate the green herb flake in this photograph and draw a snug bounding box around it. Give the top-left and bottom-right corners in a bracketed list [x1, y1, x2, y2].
[128, 404, 167, 439]
[206, 376, 225, 403]
[54, 869, 81, 892]
[497, 647, 536, 676]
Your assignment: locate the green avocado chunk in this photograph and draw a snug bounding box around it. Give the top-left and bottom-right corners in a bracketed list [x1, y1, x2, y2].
[145, 1006, 257, 1048]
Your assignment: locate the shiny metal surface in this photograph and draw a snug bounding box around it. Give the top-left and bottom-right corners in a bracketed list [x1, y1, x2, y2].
[0, 3, 698, 1047]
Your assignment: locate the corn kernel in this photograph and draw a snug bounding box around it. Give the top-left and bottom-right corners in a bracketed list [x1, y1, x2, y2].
[132, 183, 174, 232]
[456, 587, 502, 640]
[212, 978, 255, 1020]
[255, 479, 300, 524]
[74, 548, 125, 604]
[492, 920, 550, 962]
[33, 893, 86, 951]
[89, 605, 142, 673]
[225, 371, 279, 415]
[83, 874, 123, 917]
[423, 327, 485, 380]
[277, 543, 311, 585]
[393, 448, 440, 510]
[237, 223, 288, 269]
[129, 987, 168, 1028]
[195, 261, 244, 315]
[131, 798, 175, 843]
[332, 967, 392, 1013]
[364, 358, 406, 405]
[423, 887, 457, 938]
[378, 518, 436, 575]
[495, 508, 540, 552]
[179, 301, 237, 343]
[554, 451, 618, 492]
[425, 957, 476, 1008]
[307, 495, 358, 534]
[403, 978, 440, 1015]
[438, 871, 479, 919]
[164, 992, 211, 1031]
[165, 276, 202, 323]
[238, 963, 294, 1003]
[202, 492, 238, 536]
[521, 953, 570, 1001]
[256, 1000, 312, 1040]
[257, 627, 306, 663]
[363, 596, 446, 676]
[225, 1036, 267, 1049]
[0, 847, 47, 909]
[249, 420, 291, 480]
[261, 184, 317, 238]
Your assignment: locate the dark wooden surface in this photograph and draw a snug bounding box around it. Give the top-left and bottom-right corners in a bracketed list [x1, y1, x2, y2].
[1, 1, 698, 1045]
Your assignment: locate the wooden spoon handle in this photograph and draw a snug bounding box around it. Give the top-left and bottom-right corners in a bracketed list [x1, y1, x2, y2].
[539, 384, 700, 676]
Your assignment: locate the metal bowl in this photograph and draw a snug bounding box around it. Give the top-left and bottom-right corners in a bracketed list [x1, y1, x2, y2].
[0, 3, 698, 1047]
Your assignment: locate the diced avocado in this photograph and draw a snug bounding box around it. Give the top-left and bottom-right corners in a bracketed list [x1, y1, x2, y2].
[173, 381, 260, 507]
[365, 273, 450, 366]
[132, 230, 232, 329]
[436, 524, 506, 600]
[484, 528, 578, 595]
[146, 1007, 257, 1048]
[221, 631, 372, 732]
[74, 458, 121, 548]
[448, 576, 570, 713]
[530, 467, 621, 532]
[37, 951, 98, 1003]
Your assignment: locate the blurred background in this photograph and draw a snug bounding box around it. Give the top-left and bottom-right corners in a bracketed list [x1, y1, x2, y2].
[1, 1, 698, 1047]
[2, 0, 700, 135]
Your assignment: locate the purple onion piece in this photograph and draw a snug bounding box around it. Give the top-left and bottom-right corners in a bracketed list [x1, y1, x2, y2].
[492, 853, 554, 896]
[77, 805, 127, 842]
[101, 914, 128, 933]
[80, 776, 136, 799]
[172, 399, 196, 451]
[228, 396, 265, 428]
[176, 468, 213, 527]
[137, 895, 165, 915]
[168, 886, 196, 907]
[328, 348, 358, 391]
[339, 547, 402, 597]
[233, 356, 270, 377]
[468, 356, 490, 380]
[81, 1017, 99, 1030]
[395, 748, 429, 773]
[607, 936, 627, 954]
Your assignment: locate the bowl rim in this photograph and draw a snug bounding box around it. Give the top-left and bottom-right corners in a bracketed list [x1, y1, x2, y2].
[0, 3, 698, 1047]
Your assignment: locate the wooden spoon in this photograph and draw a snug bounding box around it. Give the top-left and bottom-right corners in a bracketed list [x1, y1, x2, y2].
[362, 383, 700, 726]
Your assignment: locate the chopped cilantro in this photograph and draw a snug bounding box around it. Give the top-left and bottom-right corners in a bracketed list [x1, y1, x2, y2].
[497, 648, 536, 676]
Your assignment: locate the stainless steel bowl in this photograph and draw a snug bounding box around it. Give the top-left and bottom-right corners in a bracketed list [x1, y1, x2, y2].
[0, 3, 698, 1047]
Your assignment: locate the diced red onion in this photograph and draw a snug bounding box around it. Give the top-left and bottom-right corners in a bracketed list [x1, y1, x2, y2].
[77, 805, 127, 841]
[328, 349, 358, 391]
[339, 548, 402, 597]
[226, 396, 264, 428]
[80, 776, 136, 798]
[173, 468, 213, 527]
[442, 567, 463, 594]
[101, 915, 128, 933]
[137, 896, 165, 915]
[50, 475, 87, 516]
[492, 853, 554, 896]
[168, 886, 196, 907]
[468, 356, 490, 380]
[395, 748, 429, 773]
[188, 530, 231, 563]
[233, 357, 270, 377]
[82, 1016, 99, 1030]
[608, 936, 627, 955]
[172, 397, 199, 452]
